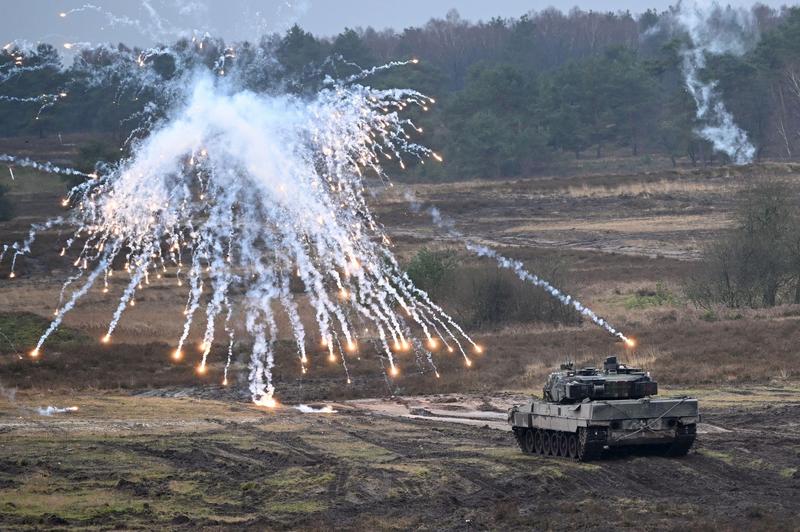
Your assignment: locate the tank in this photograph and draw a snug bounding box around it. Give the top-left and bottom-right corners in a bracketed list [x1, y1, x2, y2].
[508, 356, 699, 461]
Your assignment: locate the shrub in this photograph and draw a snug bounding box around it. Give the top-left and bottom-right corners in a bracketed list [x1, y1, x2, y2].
[686, 181, 800, 309]
[406, 249, 581, 329]
[0, 312, 88, 353]
[405, 248, 456, 300]
[625, 281, 678, 309]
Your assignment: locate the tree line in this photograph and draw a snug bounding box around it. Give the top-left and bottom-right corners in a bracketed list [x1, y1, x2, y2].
[2, 5, 800, 179]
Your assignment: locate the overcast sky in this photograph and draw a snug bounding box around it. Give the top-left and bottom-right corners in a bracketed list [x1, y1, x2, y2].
[2, 0, 796, 47]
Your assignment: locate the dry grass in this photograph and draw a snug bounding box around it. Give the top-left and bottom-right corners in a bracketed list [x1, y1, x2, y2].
[4, 161, 800, 399]
[563, 179, 731, 198]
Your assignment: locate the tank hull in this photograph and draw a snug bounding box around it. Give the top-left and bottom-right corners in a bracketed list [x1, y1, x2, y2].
[509, 397, 699, 460]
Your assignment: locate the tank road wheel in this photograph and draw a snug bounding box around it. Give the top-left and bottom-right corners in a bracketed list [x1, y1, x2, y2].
[542, 431, 552, 456]
[550, 431, 561, 456]
[559, 432, 569, 457]
[552, 432, 563, 457]
[523, 429, 535, 454]
[567, 433, 578, 459]
[534, 429, 544, 454]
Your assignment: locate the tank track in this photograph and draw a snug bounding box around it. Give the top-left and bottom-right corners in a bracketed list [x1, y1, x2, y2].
[512, 424, 696, 461]
[512, 427, 603, 461]
[662, 423, 697, 456]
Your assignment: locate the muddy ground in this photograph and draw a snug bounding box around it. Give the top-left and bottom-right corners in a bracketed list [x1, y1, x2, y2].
[0, 386, 798, 530]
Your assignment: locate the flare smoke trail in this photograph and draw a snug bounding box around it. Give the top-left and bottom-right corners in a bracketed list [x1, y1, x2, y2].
[0, 8, 479, 405]
[465, 244, 633, 346]
[36, 405, 79, 416]
[295, 404, 336, 414]
[664, 0, 758, 164]
[414, 198, 633, 346]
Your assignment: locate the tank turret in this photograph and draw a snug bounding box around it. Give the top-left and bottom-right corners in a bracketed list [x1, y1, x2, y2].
[542, 356, 657, 403]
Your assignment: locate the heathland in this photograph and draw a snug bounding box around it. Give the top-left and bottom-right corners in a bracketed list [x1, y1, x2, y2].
[0, 132, 799, 529]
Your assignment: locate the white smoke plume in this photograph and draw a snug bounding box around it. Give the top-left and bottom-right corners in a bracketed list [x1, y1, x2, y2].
[1, 46, 476, 404]
[663, 0, 759, 164]
[0, 379, 17, 404]
[36, 405, 79, 416]
[294, 404, 336, 413]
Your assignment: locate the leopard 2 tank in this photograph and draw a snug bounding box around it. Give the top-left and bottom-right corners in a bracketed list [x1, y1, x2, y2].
[508, 356, 699, 461]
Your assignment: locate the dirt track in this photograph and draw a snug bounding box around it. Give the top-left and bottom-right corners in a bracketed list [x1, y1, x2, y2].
[0, 388, 798, 530]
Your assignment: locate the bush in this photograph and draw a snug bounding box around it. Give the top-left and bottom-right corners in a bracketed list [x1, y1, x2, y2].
[625, 281, 678, 309]
[0, 185, 13, 221]
[405, 248, 456, 300]
[406, 249, 581, 329]
[0, 312, 88, 353]
[686, 181, 800, 309]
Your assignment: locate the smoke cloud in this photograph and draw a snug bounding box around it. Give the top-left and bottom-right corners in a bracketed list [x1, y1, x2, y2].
[660, 0, 759, 164]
